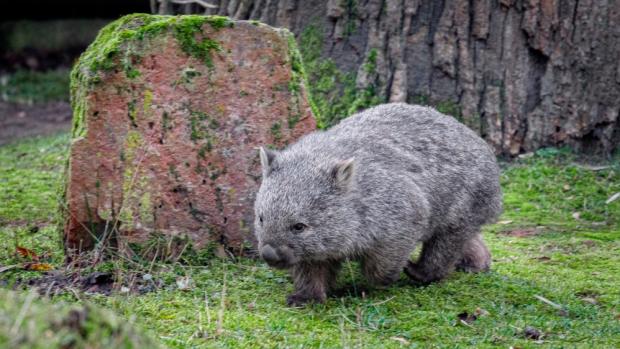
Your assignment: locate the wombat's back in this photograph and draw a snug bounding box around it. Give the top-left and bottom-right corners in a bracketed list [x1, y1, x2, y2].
[287, 103, 502, 230]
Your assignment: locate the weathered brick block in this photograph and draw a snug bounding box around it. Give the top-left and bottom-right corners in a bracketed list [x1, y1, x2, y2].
[64, 14, 315, 254]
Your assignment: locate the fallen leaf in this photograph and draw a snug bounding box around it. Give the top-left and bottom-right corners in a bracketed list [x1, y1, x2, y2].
[572, 212, 581, 220]
[523, 326, 542, 340]
[16, 246, 39, 260]
[535, 256, 551, 261]
[498, 220, 513, 225]
[23, 262, 54, 271]
[562, 184, 570, 191]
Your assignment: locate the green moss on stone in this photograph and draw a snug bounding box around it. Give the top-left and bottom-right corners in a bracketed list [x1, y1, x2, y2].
[270, 121, 282, 141]
[173, 15, 231, 68]
[189, 111, 210, 141]
[287, 113, 300, 129]
[70, 14, 232, 138]
[161, 111, 172, 131]
[127, 100, 138, 127]
[363, 48, 377, 74]
[298, 23, 384, 128]
[119, 130, 145, 225]
[284, 31, 312, 128]
[181, 67, 201, 83]
[139, 191, 154, 225]
[344, 0, 359, 37]
[142, 89, 153, 116]
[197, 143, 211, 159]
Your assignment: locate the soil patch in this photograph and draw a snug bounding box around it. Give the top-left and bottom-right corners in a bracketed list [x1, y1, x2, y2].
[0, 101, 71, 145]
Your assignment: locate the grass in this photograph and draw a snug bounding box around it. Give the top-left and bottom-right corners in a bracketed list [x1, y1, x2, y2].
[0, 69, 70, 104]
[0, 289, 163, 349]
[1, 132, 619, 348]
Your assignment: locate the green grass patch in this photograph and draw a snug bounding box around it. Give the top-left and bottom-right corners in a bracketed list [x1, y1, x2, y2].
[0, 289, 163, 349]
[500, 149, 620, 229]
[0, 133, 69, 265]
[0, 69, 70, 104]
[1, 133, 619, 348]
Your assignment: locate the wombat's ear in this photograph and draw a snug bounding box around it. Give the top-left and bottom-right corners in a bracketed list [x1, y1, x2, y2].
[259, 146, 277, 177]
[332, 158, 355, 190]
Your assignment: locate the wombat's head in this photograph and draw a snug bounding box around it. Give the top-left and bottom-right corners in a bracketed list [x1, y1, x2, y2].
[254, 146, 358, 269]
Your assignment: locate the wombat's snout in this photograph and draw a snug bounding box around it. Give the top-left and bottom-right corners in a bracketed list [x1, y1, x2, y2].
[260, 244, 293, 269]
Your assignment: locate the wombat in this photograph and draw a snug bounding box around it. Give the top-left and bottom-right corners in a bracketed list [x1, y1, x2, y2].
[254, 103, 502, 306]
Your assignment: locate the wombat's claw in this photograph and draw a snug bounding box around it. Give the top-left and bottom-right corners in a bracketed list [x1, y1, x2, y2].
[286, 293, 324, 307]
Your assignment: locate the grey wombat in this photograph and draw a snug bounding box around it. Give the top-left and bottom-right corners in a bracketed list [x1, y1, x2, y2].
[254, 103, 502, 306]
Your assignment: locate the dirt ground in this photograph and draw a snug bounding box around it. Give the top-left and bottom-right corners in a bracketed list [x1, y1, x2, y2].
[0, 101, 71, 145]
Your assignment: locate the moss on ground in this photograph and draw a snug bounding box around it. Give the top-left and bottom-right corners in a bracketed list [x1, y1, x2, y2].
[0, 289, 163, 349]
[1, 133, 619, 348]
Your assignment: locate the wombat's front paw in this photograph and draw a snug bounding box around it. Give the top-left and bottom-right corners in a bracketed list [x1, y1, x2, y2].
[404, 261, 436, 285]
[286, 292, 325, 307]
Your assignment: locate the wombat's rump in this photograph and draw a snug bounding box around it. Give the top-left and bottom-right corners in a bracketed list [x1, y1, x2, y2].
[254, 103, 502, 306]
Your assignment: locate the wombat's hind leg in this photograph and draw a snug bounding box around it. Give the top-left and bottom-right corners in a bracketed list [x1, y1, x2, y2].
[287, 261, 341, 307]
[405, 231, 468, 285]
[455, 233, 491, 273]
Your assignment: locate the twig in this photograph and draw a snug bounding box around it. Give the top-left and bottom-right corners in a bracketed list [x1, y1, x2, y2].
[534, 294, 563, 310]
[67, 287, 83, 302]
[44, 280, 56, 298]
[371, 296, 395, 307]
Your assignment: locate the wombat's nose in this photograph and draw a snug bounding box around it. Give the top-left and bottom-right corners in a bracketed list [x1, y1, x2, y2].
[260, 244, 281, 264]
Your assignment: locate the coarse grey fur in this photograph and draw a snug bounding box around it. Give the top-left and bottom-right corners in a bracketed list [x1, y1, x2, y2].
[254, 103, 502, 306]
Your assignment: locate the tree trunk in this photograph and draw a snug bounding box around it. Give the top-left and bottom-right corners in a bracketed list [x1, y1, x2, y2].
[162, 0, 620, 156]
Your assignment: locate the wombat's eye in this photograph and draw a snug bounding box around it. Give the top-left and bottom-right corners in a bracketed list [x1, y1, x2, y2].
[291, 223, 307, 233]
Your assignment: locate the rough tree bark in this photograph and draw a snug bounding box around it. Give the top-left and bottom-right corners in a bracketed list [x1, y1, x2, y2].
[158, 0, 620, 156]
